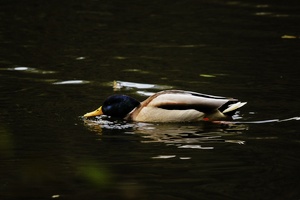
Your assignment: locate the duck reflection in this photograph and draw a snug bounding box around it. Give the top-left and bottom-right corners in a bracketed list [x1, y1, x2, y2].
[83, 116, 247, 148]
[137, 122, 247, 146]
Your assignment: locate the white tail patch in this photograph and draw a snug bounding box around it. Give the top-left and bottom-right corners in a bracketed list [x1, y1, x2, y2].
[222, 102, 247, 114]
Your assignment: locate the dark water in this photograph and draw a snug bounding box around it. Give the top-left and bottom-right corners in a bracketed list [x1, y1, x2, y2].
[1, 0, 300, 199]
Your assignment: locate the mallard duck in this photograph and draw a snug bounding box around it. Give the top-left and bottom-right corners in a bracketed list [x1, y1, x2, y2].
[83, 90, 246, 122]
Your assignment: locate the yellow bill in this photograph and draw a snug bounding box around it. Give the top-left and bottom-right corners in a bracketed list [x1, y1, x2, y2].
[83, 106, 103, 117]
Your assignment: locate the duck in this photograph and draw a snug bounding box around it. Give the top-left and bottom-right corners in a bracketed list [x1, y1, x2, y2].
[83, 90, 246, 122]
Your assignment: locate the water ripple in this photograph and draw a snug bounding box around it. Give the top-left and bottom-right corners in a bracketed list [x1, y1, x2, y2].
[83, 116, 247, 149]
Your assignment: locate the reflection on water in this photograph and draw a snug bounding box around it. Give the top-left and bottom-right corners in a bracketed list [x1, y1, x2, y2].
[2, 66, 56, 74]
[1, 66, 91, 85]
[83, 113, 299, 151]
[113, 80, 172, 90]
[112, 80, 173, 96]
[83, 116, 248, 149]
[136, 122, 247, 147]
[53, 80, 90, 85]
[232, 116, 300, 124]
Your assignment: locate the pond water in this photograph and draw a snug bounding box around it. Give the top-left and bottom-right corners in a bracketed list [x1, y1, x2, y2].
[1, 0, 300, 199]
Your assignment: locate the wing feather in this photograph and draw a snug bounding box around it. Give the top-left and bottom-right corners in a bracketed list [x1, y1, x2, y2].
[144, 90, 235, 112]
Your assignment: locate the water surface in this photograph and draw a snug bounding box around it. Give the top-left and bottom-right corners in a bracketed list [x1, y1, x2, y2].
[1, 0, 300, 199]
